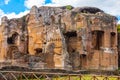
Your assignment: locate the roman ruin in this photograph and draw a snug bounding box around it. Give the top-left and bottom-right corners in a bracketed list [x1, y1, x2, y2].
[0, 6, 118, 70]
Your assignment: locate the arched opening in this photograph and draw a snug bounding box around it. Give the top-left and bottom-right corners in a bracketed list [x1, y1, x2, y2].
[6, 32, 19, 59]
[7, 32, 19, 44]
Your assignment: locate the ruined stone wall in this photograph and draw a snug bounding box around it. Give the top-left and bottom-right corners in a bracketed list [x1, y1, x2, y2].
[84, 14, 118, 70]
[0, 16, 28, 67]
[0, 6, 118, 70]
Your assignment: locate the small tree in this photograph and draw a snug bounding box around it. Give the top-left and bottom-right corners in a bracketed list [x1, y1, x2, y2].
[66, 5, 72, 10]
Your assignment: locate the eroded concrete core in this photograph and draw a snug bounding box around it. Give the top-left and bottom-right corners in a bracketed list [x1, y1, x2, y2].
[0, 6, 118, 70]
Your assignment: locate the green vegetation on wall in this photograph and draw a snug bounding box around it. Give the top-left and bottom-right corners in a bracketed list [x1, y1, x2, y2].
[117, 24, 120, 33]
[66, 5, 72, 10]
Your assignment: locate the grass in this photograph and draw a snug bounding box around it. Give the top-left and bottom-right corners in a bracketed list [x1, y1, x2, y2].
[20, 75, 119, 80]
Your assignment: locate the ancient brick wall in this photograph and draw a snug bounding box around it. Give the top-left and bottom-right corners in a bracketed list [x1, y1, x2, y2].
[0, 6, 118, 70]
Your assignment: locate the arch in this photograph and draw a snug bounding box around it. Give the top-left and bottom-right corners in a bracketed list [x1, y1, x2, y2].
[7, 32, 19, 44]
[6, 32, 20, 59]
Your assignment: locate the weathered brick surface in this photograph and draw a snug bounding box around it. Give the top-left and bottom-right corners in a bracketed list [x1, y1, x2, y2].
[0, 6, 118, 70]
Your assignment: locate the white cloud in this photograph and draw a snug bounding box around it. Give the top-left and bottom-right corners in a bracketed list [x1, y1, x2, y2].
[24, 0, 120, 16]
[24, 0, 120, 23]
[1, 0, 120, 24]
[52, 0, 120, 16]
[118, 21, 120, 24]
[24, 0, 45, 9]
[0, 9, 29, 24]
[4, 0, 10, 5]
[5, 10, 29, 19]
[0, 9, 5, 16]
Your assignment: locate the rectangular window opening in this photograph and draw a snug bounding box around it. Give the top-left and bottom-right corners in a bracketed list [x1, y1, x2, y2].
[92, 31, 104, 50]
[111, 32, 116, 47]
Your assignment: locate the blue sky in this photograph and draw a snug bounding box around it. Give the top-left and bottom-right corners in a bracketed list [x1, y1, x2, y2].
[0, 0, 51, 14]
[0, 0, 120, 24]
[0, 0, 27, 14]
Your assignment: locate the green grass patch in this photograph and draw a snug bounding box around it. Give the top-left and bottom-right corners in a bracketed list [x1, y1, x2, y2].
[19, 75, 119, 80]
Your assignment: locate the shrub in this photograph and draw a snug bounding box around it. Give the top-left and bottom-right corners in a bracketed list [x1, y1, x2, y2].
[117, 24, 120, 33]
[66, 5, 72, 10]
